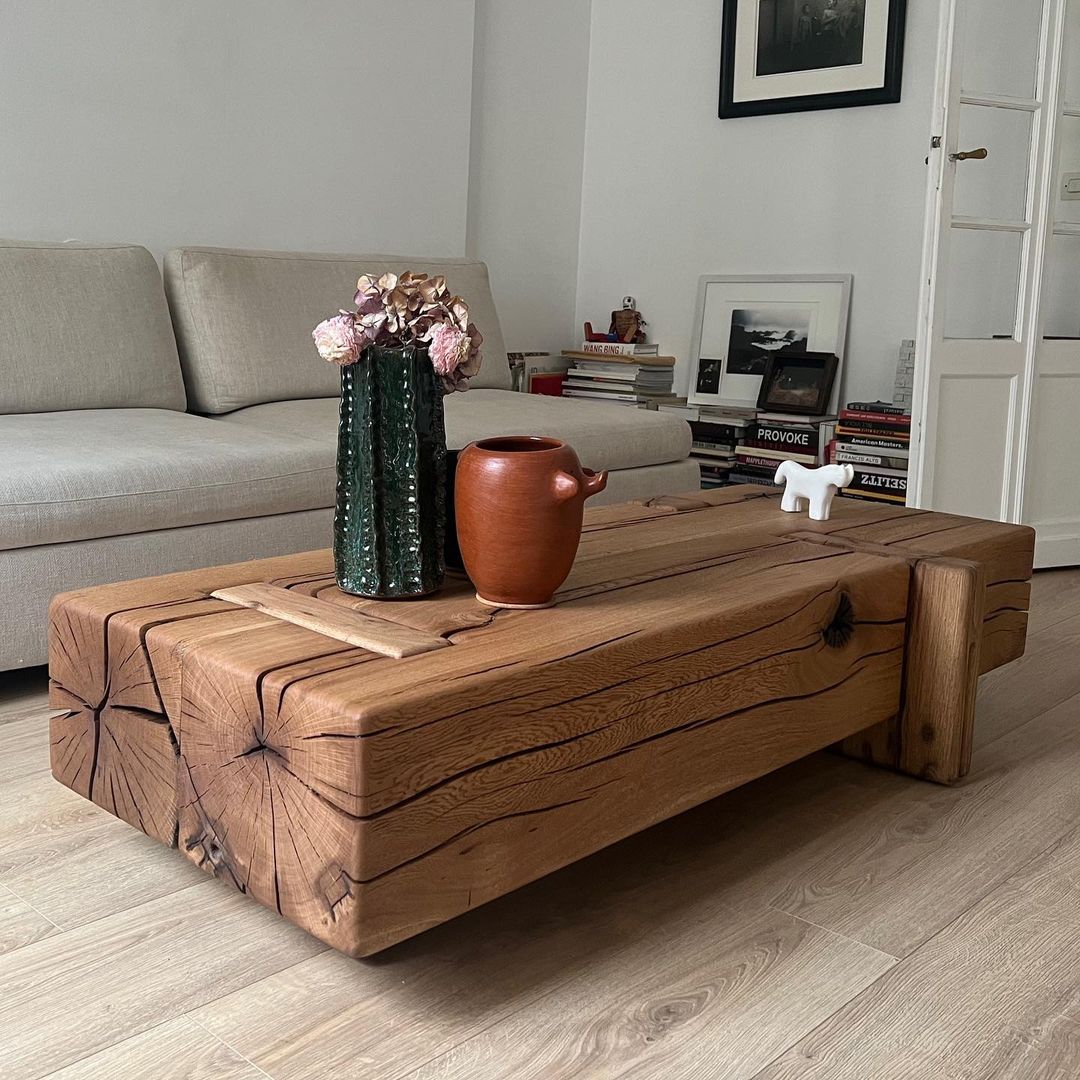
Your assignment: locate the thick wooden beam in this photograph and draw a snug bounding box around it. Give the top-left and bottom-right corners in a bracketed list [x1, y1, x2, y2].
[899, 557, 985, 783]
[46, 488, 1034, 955]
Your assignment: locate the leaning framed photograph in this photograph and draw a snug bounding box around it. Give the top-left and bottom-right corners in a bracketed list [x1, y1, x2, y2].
[757, 351, 839, 415]
[719, 0, 907, 118]
[687, 274, 851, 410]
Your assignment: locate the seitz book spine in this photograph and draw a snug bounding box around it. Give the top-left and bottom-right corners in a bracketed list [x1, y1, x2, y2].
[849, 468, 908, 496]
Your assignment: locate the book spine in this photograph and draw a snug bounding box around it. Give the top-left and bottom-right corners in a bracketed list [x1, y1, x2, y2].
[836, 434, 910, 451]
[846, 401, 908, 416]
[849, 468, 909, 495]
[840, 409, 912, 425]
[579, 341, 637, 356]
[842, 488, 907, 505]
[688, 421, 742, 442]
[835, 451, 910, 470]
[752, 427, 815, 452]
[836, 419, 911, 436]
[736, 453, 784, 471]
[727, 472, 777, 488]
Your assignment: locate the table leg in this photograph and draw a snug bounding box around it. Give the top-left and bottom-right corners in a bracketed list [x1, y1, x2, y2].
[840, 556, 984, 784]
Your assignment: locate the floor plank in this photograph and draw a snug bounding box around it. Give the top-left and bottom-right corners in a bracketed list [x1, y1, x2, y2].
[0, 882, 324, 1080]
[974, 611, 1080, 748]
[0, 712, 51, 786]
[1028, 568, 1080, 634]
[399, 908, 893, 1080]
[41, 1017, 266, 1080]
[189, 814, 894, 1080]
[752, 824, 1080, 1079]
[0, 769, 206, 929]
[0, 883, 58, 957]
[764, 688, 1080, 957]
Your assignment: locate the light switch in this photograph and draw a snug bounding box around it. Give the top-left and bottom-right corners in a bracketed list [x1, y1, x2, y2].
[1063, 173, 1080, 200]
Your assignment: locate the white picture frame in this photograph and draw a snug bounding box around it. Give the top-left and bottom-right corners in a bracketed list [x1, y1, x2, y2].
[687, 274, 852, 412]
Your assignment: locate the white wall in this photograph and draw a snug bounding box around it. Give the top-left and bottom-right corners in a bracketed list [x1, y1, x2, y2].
[466, 0, 591, 352]
[574, 0, 942, 403]
[0, 0, 475, 259]
[0, 0, 942, 397]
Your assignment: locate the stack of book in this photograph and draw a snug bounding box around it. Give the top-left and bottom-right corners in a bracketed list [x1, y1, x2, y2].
[731, 412, 836, 487]
[560, 347, 676, 408]
[835, 400, 911, 504]
[658, 402, 757, 487]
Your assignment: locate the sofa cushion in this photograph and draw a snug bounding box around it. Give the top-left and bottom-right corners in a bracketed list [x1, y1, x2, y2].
[0, 240, 186, 415]
[218, 389, 692, 473]
[164, 247, 512, 414]
[0, 409, 335, 550]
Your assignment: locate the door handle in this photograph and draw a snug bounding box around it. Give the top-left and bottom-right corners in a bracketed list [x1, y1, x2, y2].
[949, 147, 988, 162]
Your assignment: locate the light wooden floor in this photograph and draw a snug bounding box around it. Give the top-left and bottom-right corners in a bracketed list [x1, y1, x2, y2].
[1, 569, 1079, 1080]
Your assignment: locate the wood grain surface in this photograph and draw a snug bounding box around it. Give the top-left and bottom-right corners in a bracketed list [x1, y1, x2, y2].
[45, 488, 1035, 956]
[210, 583, 450, 658]
[752, 822, 1080, 1079]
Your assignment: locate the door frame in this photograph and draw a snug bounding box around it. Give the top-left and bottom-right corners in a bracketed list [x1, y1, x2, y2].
[909, 0, 1068, 520]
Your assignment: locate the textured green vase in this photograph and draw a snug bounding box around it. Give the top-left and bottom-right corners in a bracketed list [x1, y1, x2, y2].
[334, 345, 447, 598]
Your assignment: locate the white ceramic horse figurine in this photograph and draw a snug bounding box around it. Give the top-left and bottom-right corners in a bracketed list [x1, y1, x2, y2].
[774, 461, 854, 522]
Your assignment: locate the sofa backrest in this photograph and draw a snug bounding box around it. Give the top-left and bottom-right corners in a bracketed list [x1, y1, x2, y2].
[0, 240, 186, 415]
[164, 247, 512, 414]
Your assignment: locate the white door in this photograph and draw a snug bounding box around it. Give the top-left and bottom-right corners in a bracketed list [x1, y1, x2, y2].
[911, 0, 1066, 539]
[1024, 0, 1080, 566]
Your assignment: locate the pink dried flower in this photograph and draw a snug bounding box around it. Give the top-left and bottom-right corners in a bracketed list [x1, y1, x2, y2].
[424, 322, 471, 383]
[312, 313, 360, 366]
[317, 270, 483, 390]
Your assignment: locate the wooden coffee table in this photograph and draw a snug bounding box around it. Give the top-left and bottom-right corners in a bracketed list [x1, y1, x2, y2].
[48, 488, 1035, 956]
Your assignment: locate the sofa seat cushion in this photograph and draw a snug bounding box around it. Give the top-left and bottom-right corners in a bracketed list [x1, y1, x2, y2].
[0, 409, 335, 551]
[219, 390, 693, 473]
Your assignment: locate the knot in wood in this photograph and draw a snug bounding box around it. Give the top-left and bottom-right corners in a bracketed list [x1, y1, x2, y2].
[822, 592, 855, 649]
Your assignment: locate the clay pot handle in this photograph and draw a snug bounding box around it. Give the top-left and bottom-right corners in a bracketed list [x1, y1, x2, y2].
[552, 471, 581, 503]
[581, 468, 608, 499]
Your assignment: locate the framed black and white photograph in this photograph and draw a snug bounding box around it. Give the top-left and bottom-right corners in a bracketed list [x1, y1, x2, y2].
[719, 0, 906, 118]
[756, 350, 839, 415]
[687, 274, 851, 409]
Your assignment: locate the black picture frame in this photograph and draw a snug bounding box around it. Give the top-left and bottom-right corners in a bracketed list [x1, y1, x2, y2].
[756, 351, 839, 415]
[719, 0, 907, 118]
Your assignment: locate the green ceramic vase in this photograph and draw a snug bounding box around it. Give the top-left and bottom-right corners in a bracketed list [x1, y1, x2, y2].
[334, 345, 447, 598]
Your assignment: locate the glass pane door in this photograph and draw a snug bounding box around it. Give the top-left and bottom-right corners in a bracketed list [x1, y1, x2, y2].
[942, 0, 1047, 341]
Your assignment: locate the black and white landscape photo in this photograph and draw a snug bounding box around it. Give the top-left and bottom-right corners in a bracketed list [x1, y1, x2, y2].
[725, 307, 812, 376]
[755, 0, 866, 76]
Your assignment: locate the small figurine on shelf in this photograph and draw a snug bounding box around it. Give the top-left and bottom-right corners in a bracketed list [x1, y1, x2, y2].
[583, 296, 649, 344]
[609, 295, 647, 344]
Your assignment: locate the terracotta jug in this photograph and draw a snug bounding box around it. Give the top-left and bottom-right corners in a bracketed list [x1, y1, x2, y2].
[455, 436, 608, 608]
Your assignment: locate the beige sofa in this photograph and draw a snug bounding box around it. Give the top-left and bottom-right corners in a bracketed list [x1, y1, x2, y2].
[0, 241, 697, 670]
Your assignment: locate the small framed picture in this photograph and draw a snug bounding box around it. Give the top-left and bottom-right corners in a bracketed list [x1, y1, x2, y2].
[757, 351, 839, 415]
[719, 0, 907, 118]
[687, 274, 851, 410]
